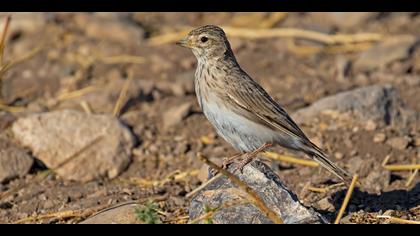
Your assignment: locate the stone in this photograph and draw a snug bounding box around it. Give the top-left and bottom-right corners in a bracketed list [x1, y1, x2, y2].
[0, 139, 33, 183]
[353, 35, 419, 72]
[11, 109, 135, 182]
[189, 161, 328, 224]
[163, 102, 192, 130]
[373, 133, 387, 143]
[80, 203, 141, 224]
[317, 198, 335, 211]
[386, 136, 411, 150]
[292, 85, 404, 127]
[364, 120, 377, 131]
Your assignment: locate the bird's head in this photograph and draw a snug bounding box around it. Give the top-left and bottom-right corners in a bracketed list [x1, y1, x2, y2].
[176, 25, 233, 61]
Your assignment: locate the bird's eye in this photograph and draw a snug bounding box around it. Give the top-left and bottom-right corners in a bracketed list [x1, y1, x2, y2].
[200, 36, 208, 43]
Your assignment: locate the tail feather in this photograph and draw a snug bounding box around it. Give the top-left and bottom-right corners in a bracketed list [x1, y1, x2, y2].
[304, 142, 352, 183]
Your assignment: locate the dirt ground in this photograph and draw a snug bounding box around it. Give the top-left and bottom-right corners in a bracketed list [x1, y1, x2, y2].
[0, 12, 419, 224]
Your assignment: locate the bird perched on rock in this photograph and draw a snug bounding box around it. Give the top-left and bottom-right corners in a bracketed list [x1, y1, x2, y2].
[177, 25, 351, 182]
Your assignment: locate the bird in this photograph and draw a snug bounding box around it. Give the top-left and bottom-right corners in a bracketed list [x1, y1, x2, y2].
[176, 25, 351, 182]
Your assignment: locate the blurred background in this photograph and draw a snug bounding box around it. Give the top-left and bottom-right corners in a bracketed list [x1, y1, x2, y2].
[0, 13, 419, 224]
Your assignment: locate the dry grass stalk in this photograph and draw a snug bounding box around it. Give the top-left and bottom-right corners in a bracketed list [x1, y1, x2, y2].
[186, 173, 223, 198]
[0, 16, 11, 66]
[405, 169, 418, 187]
[0, 103, 25, 113]
[383, 164, 420, 171]
[307, 182, 345, 193]
[287, 39, 374, 55]
[381, 155, 392, 167]
[128, 169, 200, 188]
[113, 70, 133, 117]
[198, 152, 284, 224]
[334, 174, 359, 224]
[57, 85, 100, 101]
[80, 100, 92, 114]
[382, 155, 420, 171]
[148, 26, 383, 46]
[0, 44, 44, 78]
[13, 205, 105, 224]
[377, 215, 420, 224]
[264, 151, 319, 167]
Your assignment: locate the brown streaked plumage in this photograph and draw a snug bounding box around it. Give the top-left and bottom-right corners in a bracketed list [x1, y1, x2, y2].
[177, 25, 351, 182]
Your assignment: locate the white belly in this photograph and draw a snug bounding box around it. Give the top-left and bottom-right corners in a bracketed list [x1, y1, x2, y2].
[201, 96, 279, 153]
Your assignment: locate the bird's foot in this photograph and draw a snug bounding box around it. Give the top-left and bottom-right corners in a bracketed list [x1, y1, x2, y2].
[232, 143, 273, 174]
[221, 153, 242, 169]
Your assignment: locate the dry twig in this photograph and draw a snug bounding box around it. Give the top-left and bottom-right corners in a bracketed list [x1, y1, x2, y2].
[334, 174, 358, 224]
[376, 215, 420, 224]
[264, 151, 319, 167]
[113, 70, 133, 117]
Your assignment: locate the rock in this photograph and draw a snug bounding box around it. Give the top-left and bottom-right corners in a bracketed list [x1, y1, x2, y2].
[386, 136, 411, 150]
[353, 35, 419, 72]
[0, 139, 33, 183]
[317, 198, 334, 211]
[189, 161, 328, 224]
[334, 152, 344, 160]
[364, 120, 377, 131]
[11, 110, 135, 182]
[163, 102, 192, 130]
[73, 13, 145, 46]
[373, 133, 387, 143]
[80, 203, 141, 224]
[292, 85, 404, 127]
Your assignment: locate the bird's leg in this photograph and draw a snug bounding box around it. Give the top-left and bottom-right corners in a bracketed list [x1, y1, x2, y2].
[234, 142, 273, 174]
[208, 153, 242, 177]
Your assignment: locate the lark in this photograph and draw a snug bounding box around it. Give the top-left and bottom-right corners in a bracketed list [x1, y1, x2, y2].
[177, 25, 351, 182]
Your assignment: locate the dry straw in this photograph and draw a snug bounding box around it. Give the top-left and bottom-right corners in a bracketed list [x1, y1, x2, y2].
[334, 174, 359, 224]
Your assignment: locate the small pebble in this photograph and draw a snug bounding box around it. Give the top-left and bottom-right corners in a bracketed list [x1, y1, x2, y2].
[373, 133, 387, 143]
[334, 152, 344, 160]
[365, 120, 377, 131]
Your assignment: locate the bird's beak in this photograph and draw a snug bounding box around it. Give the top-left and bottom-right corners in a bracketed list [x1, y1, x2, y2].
[176, 37, 191, 48]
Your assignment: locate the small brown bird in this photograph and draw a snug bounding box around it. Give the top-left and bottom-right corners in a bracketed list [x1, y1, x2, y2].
[177, 25, 351, 182]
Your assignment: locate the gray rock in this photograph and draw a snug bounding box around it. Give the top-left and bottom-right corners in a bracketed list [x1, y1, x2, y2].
[189, 161, 328, 224]
[386, 136, 411, 150]
[163, 102, 192, 130]
[292, 85, 405, 127]
[0, 139, 33, 183]
[11, 109, 135, 182]
[354, 35, 419, 72]
[80, 203, 141, 224]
